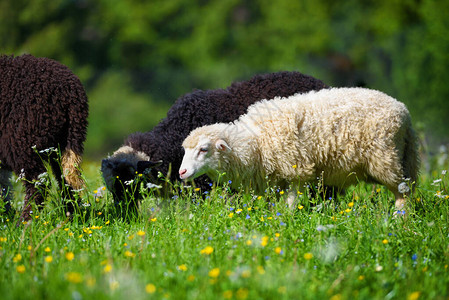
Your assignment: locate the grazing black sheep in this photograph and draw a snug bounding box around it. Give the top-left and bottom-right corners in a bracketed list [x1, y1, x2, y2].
[0, 54, 88, 221]
[101, 71, 328, 207]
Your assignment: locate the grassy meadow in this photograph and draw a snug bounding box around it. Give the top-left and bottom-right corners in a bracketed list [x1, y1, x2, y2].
[0, 159, 448, 300]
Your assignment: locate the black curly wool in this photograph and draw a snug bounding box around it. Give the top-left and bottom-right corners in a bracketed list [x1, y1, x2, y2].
[104, 71, 328, 203]
[0, 54, 88, 220]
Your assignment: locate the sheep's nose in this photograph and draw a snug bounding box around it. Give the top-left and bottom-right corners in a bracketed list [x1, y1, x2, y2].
[179, 169, 187, 178]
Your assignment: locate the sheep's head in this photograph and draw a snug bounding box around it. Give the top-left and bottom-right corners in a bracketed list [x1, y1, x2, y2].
[101, 146, 162, 203]
[179, 136, 231, 181]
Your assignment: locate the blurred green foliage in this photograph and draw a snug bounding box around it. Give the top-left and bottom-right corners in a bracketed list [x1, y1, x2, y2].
[1, 0, 448, 159]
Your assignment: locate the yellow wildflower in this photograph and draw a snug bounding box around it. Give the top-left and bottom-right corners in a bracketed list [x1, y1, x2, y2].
[261, 236, 269, 247]
[65, 272, 82, 283]
[275, 247, 282, 254]
[246, 240, 252, 246]
[200, 246, 214, 255]
[348, 202, 354, 208]
[208, 268, 220, 278]
[257, 265, 265, 275]
[44, 247, 51, 253]
[178, 264, 187, 271]
[236, 288, 249, 299]
[124, 250, 136, 258]
[137, 230, 145, 236]
[13, 254, 22, 263]
[65, 252, 75, 261]
[223, 290, 233, 299]
[382, 239, 389, 244]
[45, 256, 53, 263]
[298, 205, 304, 210]
[150, 218, 157, 222]
[187, 275, 195, 282]
[104, 264, 112, 273]
[16, 265, 26, 273]
[304, 252, 313, 260]
[408, 292, 421, 300]
[146, 283, 156, 294]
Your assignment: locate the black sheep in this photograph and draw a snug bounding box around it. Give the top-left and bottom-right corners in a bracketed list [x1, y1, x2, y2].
[101, 71, 328, 206]
[0, 54, 88, 220]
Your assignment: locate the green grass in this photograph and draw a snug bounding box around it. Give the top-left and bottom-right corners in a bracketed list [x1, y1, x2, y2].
[1, 162, 448, 300]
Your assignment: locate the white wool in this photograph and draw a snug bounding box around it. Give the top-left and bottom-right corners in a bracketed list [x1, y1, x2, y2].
[180, 87, 419, 209]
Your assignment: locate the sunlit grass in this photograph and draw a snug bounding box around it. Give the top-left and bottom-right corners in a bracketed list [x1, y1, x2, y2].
[0, 161, 448, 299]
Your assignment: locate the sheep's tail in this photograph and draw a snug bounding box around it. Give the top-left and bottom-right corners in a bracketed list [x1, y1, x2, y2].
[61, 148, 84, 190]
[402, 119, 420, 187]
[62, 77, 89, 191]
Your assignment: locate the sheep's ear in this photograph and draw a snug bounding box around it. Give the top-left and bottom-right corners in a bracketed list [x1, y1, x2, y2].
[137, 160, 162, 174]
[215, 139, 231, 152]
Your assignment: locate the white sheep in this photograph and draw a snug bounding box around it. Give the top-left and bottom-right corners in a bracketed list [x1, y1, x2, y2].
[179, 87, 419, 212]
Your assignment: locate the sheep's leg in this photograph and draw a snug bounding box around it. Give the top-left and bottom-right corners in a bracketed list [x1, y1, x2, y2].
[20, 181, 45, 221]
[286, 183, 302, 209]
[0, 169, 13, 214]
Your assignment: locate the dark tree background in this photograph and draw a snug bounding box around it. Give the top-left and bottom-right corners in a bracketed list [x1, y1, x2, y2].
[1, 0, 448, 159]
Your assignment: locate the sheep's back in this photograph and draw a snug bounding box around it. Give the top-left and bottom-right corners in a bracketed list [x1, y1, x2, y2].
[242, 87, 411, 185]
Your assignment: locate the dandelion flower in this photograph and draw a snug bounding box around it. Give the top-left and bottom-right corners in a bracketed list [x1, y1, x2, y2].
[65, 252, 75, 261]
[16, 265, 25, 273]
[44, 247, 51, 253]
[223, 290, 233, 299]
[45, 256, 53, 263]
[246, 240, 252, 246]
[382, 239, 389, 244]
[208, 268, 220, 278]
[124, 250, 136, 258]
[65, 272, 83, 283]
[104, 264, 112, 273]
[407, 292, 421, 300]
[275, 247, 282, 254]
[178, 264, 188, 271]
[348, 202, 354, 208]
[236, 288, 249, 300]
[13, 254, 22, 263]
[228, 213, 234, 218]
[137, 230, 145, 236]
[241, 270, 251, 278]
[146, 283, 156, 294]
[261, 236, 269, 247]
[200, 246, 214, 255]
[304, 252, 313, 260]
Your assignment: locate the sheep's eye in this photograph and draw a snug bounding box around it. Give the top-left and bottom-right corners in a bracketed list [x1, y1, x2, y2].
[199, 148, 208, 153]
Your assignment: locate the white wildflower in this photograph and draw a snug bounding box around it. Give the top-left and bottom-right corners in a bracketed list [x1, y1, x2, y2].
[146, 183, 162, 189]
[124, 180, 134, 186]
[442, 170, 447, 175]
[398, 182, 410, 194]
[39, 147, 56, 154]
[432, 179, 442, 185]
